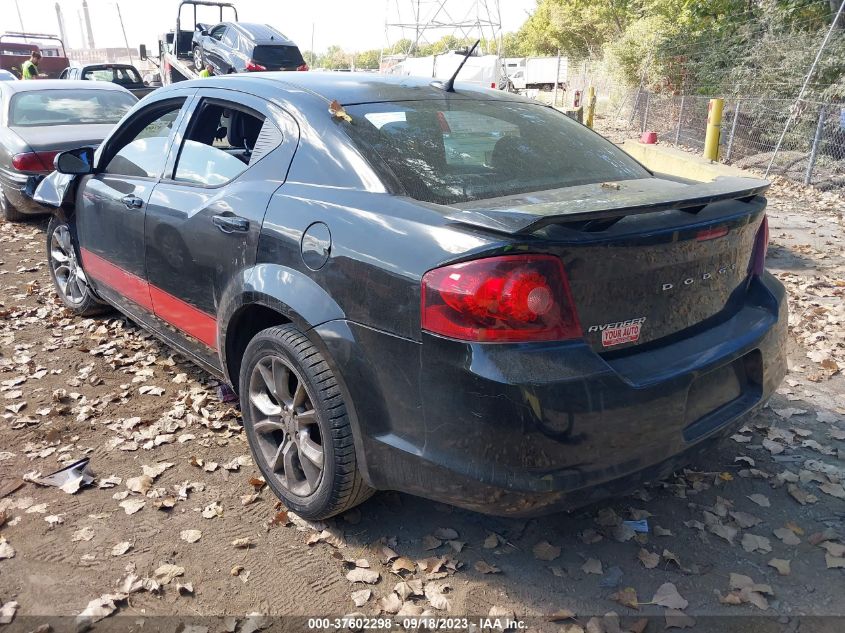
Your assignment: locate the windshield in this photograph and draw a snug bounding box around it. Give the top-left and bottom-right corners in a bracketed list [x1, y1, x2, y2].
[9, 89, 136, 127]
[343, 99, 650, 205]
[252, 45, 305, 68]
[83, 66, 143, 85]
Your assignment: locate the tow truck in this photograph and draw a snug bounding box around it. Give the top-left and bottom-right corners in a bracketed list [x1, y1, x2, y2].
[0, 32, 69, 79]
[140, 0, 238, 85]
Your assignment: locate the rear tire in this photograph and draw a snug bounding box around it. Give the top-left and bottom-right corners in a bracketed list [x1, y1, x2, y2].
[46, 216, 109, 316]
[239, 325, 374, 519]
[0, 186, 27, 222]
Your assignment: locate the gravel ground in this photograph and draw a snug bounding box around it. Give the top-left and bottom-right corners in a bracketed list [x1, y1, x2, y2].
[0, 159, 843, 633]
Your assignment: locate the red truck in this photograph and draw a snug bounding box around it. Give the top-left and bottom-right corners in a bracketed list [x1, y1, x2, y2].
[0, 32, 69, 79]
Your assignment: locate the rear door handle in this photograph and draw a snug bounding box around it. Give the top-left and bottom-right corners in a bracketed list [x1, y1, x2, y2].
[212, 215, 249, 233]
[121, 195, 144, 209]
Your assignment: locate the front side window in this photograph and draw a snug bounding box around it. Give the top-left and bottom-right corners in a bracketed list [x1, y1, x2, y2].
[210, 25, 227, 41]
[9, 89, 136, 127]
[104, 102, 184, 178]
[343, 99, 650, 205]
[172, 100, 279, 186]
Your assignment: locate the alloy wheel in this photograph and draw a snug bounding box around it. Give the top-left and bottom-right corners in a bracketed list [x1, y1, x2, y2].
[247, 355, 324, 497]
[193, 47, 203, 71]
[49, 224, 88, 306]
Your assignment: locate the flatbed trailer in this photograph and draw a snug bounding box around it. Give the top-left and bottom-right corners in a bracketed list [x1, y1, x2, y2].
[141, 0, 237, 85]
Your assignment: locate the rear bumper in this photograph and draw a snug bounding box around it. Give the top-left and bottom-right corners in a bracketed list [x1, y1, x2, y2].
[0, 168, 48, 216]
[315, 272, 788, 516]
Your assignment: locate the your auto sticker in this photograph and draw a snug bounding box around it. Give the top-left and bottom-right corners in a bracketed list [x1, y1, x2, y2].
[588, 317, 647, 347]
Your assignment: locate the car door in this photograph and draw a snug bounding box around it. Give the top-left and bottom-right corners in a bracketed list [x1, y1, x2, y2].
[144, 89, 299, 355]
[76, 94, 193, 320]
[205, 24, 228, 72]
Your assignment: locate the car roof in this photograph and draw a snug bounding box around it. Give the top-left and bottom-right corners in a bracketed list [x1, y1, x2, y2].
[79, 63, 138, 71]
[174, 72, 521, 106]
[224, 22, 295, 46]
[0, 79, 132, 94]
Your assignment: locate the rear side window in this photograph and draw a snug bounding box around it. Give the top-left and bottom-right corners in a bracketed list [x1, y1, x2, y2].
[343, 100, 650, 205]
[172, 100, 281, 186]
[252, 45, 304, 68]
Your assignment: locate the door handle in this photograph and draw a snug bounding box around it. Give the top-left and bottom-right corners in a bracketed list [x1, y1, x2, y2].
[121, 194, 144, 209]
[212, 214, 249, 233]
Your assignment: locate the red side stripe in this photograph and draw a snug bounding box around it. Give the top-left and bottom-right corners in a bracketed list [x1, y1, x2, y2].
[80, 248, 218, 350]
[148, 285, 218, 349]
[81, 248, 154, 311]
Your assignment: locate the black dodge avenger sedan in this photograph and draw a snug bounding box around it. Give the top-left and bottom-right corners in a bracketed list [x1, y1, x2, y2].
[36, 73, 787, 519]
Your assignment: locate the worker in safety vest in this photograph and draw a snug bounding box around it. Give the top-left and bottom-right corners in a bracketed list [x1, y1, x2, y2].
[21, 51, 45, 79]
[199, 63, 213, 78]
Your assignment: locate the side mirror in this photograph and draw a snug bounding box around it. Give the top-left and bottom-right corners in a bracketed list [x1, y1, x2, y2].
[55, 147, 95, 175]
[201, 30, 209, 37]
[139, 44, 147, 60]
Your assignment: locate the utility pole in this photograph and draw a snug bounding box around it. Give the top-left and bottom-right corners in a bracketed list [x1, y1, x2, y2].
[115, 3, 133, 64]
[13, 0, 25, 32]
[311, 23, 315, 68]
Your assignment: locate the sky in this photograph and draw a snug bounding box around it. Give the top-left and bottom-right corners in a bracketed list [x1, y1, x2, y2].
[0, 0, 536, 53]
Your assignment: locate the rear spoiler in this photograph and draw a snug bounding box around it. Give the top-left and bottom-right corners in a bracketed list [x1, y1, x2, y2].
[445, 176, 770, 235]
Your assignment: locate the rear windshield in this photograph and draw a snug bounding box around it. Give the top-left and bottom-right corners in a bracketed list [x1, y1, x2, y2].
[83, 66, 143, 85]
[9, 89, 136, 126]
[343, 100, 650, 205]
[252, 45, 305, 68]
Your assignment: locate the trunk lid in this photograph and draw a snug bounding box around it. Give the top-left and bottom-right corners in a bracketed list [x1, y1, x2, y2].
[448, 176, 768, 352]
[10, 124, 112, 154]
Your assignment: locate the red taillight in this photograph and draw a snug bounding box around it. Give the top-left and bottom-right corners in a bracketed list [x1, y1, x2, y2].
[696, 226, 729, 241]
[421, 254, 582, 342]
[245, 60, 266, 72]
[11, 151, 59, 172]
[296, 64, 309, 71]
[748, 215, 769, 276]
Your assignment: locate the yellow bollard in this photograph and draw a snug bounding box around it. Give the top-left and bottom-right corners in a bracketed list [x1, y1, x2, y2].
[585, 86, 596, 128]
[703, 98, 724, 161]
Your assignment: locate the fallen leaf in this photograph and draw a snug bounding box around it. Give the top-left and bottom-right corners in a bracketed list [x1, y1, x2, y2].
[119, 498, 145, 515]
[425, 582, 451, 611]
[423, 535, 443, 550]
[548, 608, 577, 622]
[637, 548, 659, 569]
[72, 526, 95, 542]
[474, 560, 501, 574]
[768, 558, 791, 575]
[202, 501, 223, 519]
[346, 567, 380, 584]
[741, 533, 772, 554]
[826, 554, 845, 569]
[351, 589, 371, 607]
[0, 601, 17, 625]
[611, 587, 639, 610]
[125, 474, 153, 495]
[232, 537, 254, 549]
[0, 538, 15, 559]
[111, 542, 131, 556]
[747, 493, 770, 507]
[483, 533, 500, 549]
[391, 556, 416, 574]
[773, 528, 801, 545]
[581, 558, 603, 575]
[75, 593, 126, 627]
[181, 529, 202, 543]
[152, 563, 184, 585]
[651, 583, 688, 610]
[532, 540, 561, 561]
[729, 511, 761, 529]
[378, 592, 402, 614]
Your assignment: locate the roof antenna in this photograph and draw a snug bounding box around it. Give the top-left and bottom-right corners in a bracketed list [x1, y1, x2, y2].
[435, 39, 480, 93]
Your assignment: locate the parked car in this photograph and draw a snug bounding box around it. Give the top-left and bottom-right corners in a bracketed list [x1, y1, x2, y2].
[35, 74, 786, 519]
[0, 80, 136, 221]
[60, 63, 155, 99]
[192, 22, 308, 74]
[0, 69, 16, 81]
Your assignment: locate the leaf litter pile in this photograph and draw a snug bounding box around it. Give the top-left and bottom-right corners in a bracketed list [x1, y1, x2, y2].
[0, 175, 843, 630]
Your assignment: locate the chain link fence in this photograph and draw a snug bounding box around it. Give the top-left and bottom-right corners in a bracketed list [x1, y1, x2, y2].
[619, 91, 845, 191]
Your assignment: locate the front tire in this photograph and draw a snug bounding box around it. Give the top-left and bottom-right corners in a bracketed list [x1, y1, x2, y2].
[193, 46, 204, 72]
[239, 325, 373, 519]
[46, 216, 108, 316]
